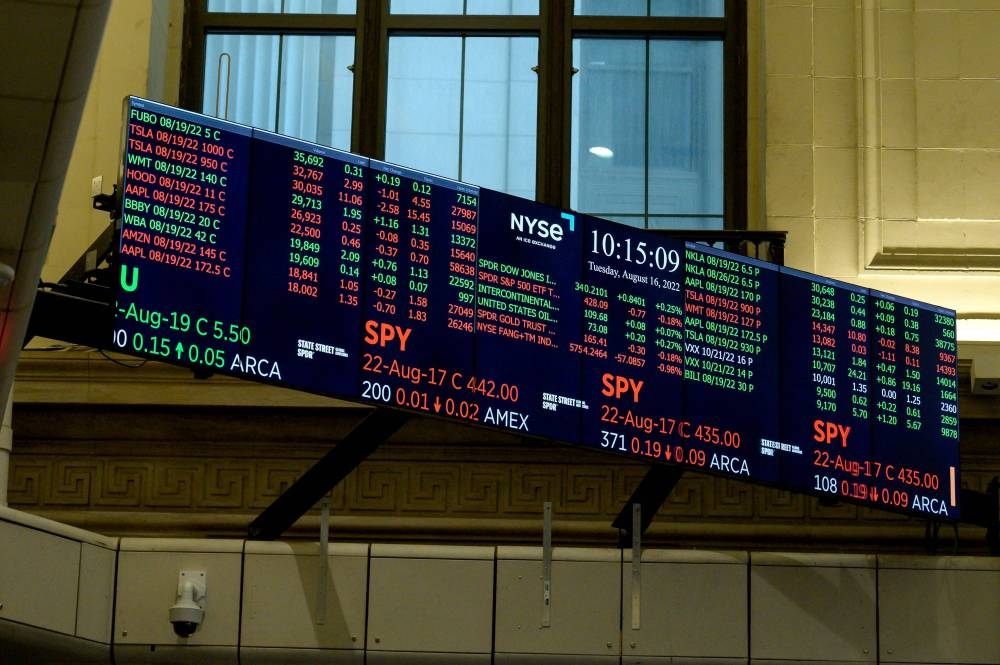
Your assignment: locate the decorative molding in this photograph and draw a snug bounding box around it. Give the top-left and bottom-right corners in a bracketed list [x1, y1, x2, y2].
[866, 219, 1000, 270]
[860, 0, 882, 271]
[8, 368, 1000, 552]
[858, 4, 1000, 272]
[10, 451, 998, 526]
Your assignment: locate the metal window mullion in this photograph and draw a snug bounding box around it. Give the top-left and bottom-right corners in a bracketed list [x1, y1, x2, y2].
[274, 33, 285, 133]
[353, 0, 389, 157]
[182, 1, 211, 109]
[384, 15, 539, 34]
[644, 38, 650, 229]
[571, 15, 724, 36]
[722, 0, 747, 229]
[536, 0, 572, 208]
[458, 37, 468, 181]
[372, 0, 391, 160]
[503, 36, 515, 192]
[199, 13, 358, 32]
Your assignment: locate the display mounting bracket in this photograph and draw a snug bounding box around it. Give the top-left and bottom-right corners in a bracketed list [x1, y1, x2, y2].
[958, 478, 1000, 555]
[247, 408, 409, 540]
[612, 465, 685, 545]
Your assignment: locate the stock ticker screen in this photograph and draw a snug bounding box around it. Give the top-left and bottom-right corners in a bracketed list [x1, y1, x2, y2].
[114, 97, 961, 520]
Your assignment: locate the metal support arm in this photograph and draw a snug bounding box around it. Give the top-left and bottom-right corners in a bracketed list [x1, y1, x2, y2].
[247, 408, 409, 540]
[612, 464, 685, 546]
[959, 478, 1000, 555]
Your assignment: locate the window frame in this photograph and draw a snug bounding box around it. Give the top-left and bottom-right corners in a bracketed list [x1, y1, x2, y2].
[181, 0, 746, 226]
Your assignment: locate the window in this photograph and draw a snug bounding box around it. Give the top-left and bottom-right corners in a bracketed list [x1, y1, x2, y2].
[207, 0, 356, 14]
[571, 38, 723, 229]
[385, 36, 538, 199]
[183, 1, 744, 224]
[390, 0, 538, 15]
[575, 0, 723, 18]
[203, 33, 355, 149]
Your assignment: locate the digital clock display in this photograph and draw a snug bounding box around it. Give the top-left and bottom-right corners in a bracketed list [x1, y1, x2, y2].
[113, 97, 961, 520]
[590, 226, 682, 271]
[579, 216, 686, 461]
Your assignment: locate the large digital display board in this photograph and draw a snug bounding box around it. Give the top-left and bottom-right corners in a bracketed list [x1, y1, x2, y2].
[114, 97, 961, 520]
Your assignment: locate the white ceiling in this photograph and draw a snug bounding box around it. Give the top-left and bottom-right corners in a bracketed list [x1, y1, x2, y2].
[0, 0, 110, 414]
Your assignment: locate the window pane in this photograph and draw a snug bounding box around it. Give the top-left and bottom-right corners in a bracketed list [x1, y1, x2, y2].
[575, 0, 645, 15]
[385, 37, 462, 178]
[648, 39, 723, 217]
[468, 0, 538, 14]
[277, 35, 355, 149]
[652, 0, 723, 17]
[391, 0, 538, 14]
[597, 215, 645, 229]
[392, 0, 463, 13]
[571, 39, 646, 216]
[570, 38, 723, 228]
[575, 0, 723, 17]
[385, 36, 538, 197]
[203, 34, 355, 150]
[647, 215, 724, 230]
[461, 38, 537, 199]
[208, 0, 281, 11]
[204, 33, 279, 128]
[208, 0, 357, 14]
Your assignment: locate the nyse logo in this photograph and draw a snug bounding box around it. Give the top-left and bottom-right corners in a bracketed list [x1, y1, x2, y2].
[510, 213, 564, 241]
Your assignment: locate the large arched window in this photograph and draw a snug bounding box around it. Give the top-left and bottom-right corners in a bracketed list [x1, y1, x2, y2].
[183, 0, 745, 227]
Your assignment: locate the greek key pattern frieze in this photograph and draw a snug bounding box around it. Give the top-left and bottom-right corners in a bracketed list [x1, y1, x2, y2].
[10, 453, 997, 525]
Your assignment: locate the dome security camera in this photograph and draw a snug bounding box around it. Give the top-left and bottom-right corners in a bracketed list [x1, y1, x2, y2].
[168, 571, 206, 638]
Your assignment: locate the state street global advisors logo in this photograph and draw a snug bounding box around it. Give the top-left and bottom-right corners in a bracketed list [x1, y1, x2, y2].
[509, 211, 575, 249]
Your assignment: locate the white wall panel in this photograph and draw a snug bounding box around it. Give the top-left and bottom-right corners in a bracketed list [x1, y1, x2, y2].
[622, 549, 748, 665]
[879, 555, 1000, 665]
[77, 542, 116, 644]
[0, 520, 80, 636]
[495, 546, 620, 664]
[113, 538, 243, 665]
[366, 544, 494, 665]
[241, 541, 367, 664]
[750, 553, 876, 665]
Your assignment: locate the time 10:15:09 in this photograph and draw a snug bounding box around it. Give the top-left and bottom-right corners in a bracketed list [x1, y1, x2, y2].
[591, 230, 680, 272]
